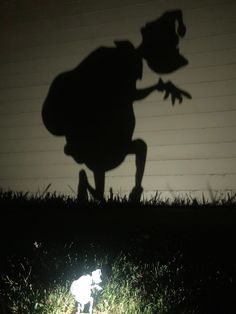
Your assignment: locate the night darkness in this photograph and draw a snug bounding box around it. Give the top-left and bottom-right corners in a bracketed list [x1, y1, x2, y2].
[0, 1, 236, 313]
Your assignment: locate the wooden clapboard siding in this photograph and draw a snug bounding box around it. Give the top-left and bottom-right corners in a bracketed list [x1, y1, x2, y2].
[1, 158, 235, 179]
[0, 174, 235, 197]
[1, 61, 236, 90]
[1, 106, 236, 129]
[1, 124, 236, 146]
[0, 142, 236, 161]
[0, 0, 236, 198]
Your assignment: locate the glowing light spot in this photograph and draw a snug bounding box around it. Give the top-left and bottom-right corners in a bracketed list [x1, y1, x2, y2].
[70, 269, 102, 314]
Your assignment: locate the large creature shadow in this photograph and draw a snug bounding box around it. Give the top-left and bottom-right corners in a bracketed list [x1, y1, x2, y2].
[42, 10, 191, 203]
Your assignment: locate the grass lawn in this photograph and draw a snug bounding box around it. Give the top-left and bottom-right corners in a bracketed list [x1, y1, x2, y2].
[0, 190, 236, 313]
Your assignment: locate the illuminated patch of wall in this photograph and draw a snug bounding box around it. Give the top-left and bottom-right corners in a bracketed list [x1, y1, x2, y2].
[0, 0, 236, 199]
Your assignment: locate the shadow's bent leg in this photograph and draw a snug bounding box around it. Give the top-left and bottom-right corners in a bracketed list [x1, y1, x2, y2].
[128, 139, 147, 202]
[77, 169, 105, 202]
[93, 170, 105, 201]
[77, 170, 89, 203]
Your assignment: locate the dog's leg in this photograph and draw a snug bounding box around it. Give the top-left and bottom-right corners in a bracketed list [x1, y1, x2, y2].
[88, 296, 94, 314]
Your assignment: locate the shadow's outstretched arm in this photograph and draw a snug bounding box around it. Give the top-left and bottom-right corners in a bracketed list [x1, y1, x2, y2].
[134, 78, 191, 105]
[134, 83, 159, 101]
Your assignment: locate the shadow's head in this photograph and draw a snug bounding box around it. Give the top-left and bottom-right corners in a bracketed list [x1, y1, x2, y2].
[140, 10, 188, 74]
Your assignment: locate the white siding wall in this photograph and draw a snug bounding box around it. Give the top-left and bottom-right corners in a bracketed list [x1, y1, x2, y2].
[0, 0, 236, 199]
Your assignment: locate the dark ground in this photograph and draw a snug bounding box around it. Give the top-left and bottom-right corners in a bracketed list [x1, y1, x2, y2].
[0, 196, 236, 314]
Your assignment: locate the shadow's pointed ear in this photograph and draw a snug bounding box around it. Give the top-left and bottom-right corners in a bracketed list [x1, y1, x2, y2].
[177, 23, 186, 37]
[175, 10, 186, 37]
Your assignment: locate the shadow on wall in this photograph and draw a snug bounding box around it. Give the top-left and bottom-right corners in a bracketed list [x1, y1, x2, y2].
[42, 10, 191, 203]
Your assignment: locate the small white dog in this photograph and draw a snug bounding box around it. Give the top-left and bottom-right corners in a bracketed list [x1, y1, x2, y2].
[70, 269, 102, 314]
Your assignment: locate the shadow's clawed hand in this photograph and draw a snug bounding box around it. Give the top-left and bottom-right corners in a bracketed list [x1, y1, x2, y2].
[162, 80, 192, 105]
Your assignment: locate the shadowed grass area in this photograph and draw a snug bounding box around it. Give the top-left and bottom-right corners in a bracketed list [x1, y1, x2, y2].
[1, 188, 235, 241]
[0, 189, 236, 313]
[1, 187, 236, 209]
[1, 248, 189, 314]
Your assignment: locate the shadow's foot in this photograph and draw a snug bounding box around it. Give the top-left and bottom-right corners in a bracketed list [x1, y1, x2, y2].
[77, 169, 89, 203]
[129, 186, 143, 203]
[93, 191, 106, 204]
